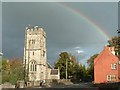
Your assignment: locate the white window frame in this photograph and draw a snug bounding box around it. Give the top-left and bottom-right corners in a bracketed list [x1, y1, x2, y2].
[111, 75, 116, 80]
[118, 61, 120, 65]
[107, 75, 116, 81]
[107, 75, 111, 81]
[111, 63, 117, 70]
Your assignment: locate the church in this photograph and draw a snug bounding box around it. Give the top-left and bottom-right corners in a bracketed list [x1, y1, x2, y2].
[23, 25, 60, 81]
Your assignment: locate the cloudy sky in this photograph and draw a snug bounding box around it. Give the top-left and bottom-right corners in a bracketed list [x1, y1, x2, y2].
[2, 2, 118, 66]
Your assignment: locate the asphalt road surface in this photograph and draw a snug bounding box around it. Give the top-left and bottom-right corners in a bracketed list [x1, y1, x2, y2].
[50, 82, 94, 88]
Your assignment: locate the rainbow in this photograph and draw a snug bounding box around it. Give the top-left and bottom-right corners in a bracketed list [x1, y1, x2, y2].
[56, 3, 110, 41]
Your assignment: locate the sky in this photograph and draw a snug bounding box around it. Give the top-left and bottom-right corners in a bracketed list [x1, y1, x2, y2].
[0, 2, 2, 53]
[1, 0, 120, 2]
[2, 2, 118, 66]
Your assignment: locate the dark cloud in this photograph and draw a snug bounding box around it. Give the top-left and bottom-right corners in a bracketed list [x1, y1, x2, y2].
[0, 2, 2, 52]
[2, 2, 118, 65]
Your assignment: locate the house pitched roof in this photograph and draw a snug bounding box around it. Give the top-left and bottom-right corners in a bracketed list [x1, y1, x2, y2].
[94, 46, 118, 65]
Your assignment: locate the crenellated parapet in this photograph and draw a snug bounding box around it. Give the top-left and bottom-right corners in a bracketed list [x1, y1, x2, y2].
[25, 25, 46, 38]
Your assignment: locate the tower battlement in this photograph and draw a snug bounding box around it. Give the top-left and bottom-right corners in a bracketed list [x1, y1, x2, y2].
[25, 25, 46, 37]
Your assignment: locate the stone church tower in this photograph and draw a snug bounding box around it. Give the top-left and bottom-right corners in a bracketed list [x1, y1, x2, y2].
[23, 25, 47, 81]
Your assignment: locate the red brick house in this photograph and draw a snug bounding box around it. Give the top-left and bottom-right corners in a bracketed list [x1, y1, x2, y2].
[94, 46, 120, 83]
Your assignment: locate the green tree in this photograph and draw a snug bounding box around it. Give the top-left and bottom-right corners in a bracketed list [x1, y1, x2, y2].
[108, 36, 120, 58]
[2, 58, 10, 83]
[87, 54, 99, 81]
[70, 63, 81, 82]
[54, 52, 87, 83]
[9, 58, 24, 84]
[87, 54, 99, 67]
[82, 65, 87, 81]
[72, 64, 87, 82]
[108, 36, 119, 47]
[2, 57, 24, 84]
[54, 52, 77, 79]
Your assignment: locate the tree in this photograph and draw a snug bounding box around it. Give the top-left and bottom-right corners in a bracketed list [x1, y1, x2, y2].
[9, 58, 24, 84]
[87, 54, 99, 67]
[2, 57, 24, 84]
[54, 52, 78, 79]
[54, 52, 88, 83]
[70, 63, 83, 82]
[2, 58, 10, 83]
[108, 36, 119, 47]
[108, 36, 120, 58]
[87, 54, 99, 81]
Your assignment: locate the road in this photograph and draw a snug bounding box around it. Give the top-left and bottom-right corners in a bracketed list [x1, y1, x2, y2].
[51, 82, 94, 88]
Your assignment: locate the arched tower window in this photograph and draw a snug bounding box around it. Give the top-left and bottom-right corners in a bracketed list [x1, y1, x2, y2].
[30, 61, 37, 72]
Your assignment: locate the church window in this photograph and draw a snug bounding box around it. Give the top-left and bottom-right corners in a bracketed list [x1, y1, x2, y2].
[32, 40, 35, 44]
[29, 39, 35, 44]
[40, 40, 43, 47]
[35, 65, 37, 71]
[43, 50, 45, 57]
[30, 61, 37, 72]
